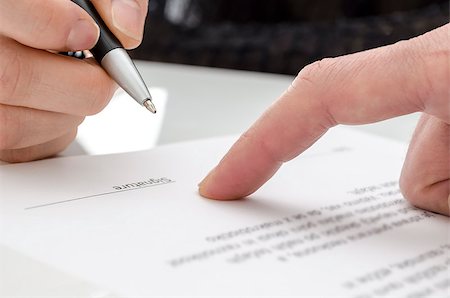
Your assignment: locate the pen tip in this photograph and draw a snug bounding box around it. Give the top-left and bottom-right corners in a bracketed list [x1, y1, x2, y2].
[143, 99, 157, 114]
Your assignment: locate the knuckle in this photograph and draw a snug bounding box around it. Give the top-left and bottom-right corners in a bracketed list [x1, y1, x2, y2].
[421, 44, 450, 119]
[26, 2, 59, 46]
[240, 129, 283, 164]
[291, 58, 339, 128]
[399, 26, 450, 119]
[293, 58, 336, 89]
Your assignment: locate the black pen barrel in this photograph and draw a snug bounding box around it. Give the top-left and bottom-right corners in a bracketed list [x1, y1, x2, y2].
[71, 0, 122, 61]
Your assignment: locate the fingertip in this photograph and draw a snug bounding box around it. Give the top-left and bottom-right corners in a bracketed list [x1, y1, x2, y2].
[120, 36, 142, 50]
[198, 168, 243, 201]
[110, 0, 145, 47]
[198, 169, 220, 199]
[89, 0, 147, 49]
[66, 18, 100, 51]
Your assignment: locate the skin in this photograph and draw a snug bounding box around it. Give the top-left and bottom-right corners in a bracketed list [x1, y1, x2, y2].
[0, 0, 148, 162]
[199, 24, 450, 216]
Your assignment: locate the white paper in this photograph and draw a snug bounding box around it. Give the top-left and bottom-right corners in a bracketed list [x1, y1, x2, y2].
[1, 128, 448, 297]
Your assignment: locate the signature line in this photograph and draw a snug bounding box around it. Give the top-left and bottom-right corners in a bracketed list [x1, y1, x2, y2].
[24, 181, 175, 210]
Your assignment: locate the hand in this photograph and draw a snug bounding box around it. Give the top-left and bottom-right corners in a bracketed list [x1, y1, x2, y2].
[199, 24, 449, 216]
[0, 0, 148, 162]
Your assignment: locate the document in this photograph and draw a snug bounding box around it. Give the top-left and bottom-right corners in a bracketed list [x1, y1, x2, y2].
[0, 128, 448, 297]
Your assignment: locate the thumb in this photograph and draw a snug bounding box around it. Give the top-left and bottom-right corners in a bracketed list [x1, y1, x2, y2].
[90, 0, 148, 49]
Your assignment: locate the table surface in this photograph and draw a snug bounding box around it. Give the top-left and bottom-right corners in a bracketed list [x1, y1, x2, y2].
[1, 61, 421, 297]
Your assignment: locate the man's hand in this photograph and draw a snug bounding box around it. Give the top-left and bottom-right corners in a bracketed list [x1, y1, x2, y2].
[0, 0, 148, 162]
[199, 24, 449, 216]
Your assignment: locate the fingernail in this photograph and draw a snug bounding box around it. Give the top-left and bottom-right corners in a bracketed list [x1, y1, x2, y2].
[198, 169, 215, 193]
[198, 177, 206, 188]
[66, 19, 100, 51]
[198, 177, 207, 189]
[112, 0, 144, 41]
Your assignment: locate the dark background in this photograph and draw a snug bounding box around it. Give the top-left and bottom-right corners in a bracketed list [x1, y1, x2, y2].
[130, 0, 449, 75]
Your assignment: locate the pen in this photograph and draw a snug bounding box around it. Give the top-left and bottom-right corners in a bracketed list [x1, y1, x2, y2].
[71, 0, 156, 113]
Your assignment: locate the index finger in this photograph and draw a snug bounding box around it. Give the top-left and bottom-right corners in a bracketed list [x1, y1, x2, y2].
[199, 24, 449, 200]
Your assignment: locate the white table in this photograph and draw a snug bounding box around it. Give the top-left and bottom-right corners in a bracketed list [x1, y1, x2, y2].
[1, 61, 421, 297]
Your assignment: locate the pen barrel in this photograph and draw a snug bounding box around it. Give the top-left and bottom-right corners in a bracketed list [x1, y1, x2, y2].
[71, 0, 122, 61]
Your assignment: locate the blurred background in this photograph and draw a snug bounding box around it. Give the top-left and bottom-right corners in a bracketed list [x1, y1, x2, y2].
[130, 0, 449, 75]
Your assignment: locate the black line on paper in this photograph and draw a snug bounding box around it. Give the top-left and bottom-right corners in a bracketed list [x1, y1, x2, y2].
[24, 180, 175, 210]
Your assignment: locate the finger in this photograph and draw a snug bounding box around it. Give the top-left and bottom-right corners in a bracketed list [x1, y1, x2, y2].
[0, 38, 116, 116]
[0, 104, 84, 150]
[199, 24, 449, 200]
[0, 129, 77, 163]
[0, 0, 99, 51]
[91, 0, 148, 49]
[400, 114, 449, 216]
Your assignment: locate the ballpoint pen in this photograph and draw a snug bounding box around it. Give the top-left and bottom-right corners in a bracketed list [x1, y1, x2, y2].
[71, 0, 156, 113]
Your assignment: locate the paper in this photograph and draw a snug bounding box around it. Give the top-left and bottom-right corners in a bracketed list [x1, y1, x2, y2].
[0, 128, 448, 297]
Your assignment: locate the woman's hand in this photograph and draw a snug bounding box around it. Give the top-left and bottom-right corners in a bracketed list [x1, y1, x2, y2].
[0, 0, 148, 162]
